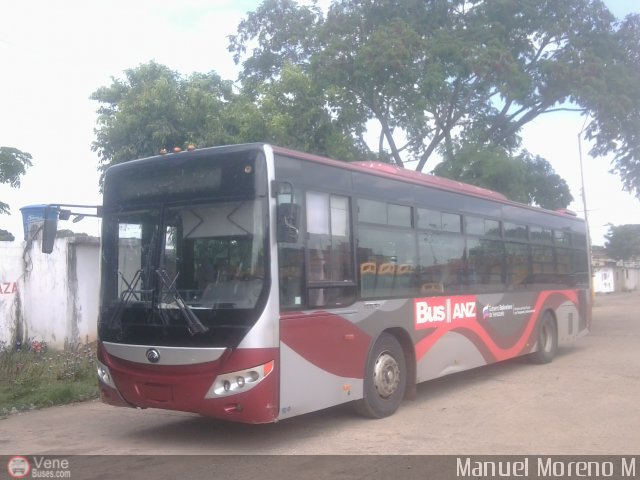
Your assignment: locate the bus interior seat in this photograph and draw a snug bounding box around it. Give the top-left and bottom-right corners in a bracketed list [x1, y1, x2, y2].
[360, 262, 377, 296]
[376, 263, 396, 296]
[395, 264, 414, 292]
[420, 282, 444, 295]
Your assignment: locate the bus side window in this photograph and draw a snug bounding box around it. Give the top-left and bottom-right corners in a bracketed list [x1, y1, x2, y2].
[305, 192, 355, 307]
[279, 247, 304, 307]
[505, 242, 531, 288]
[555, 247, 571, 283]
[357, 225, 417, 298]
[278, 188, 305, 309]
[525, 244, 554, 286]
[360, 262, 377, 297]
[467, 238, 506, 292]
[418, 232, 465, 295]
[306, 192, 353, 281]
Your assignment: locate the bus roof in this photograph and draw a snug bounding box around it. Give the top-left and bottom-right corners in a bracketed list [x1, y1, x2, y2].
[271, 146, 506, 202]
[105, 143, 581, 222]
[271, 145, 578, 220]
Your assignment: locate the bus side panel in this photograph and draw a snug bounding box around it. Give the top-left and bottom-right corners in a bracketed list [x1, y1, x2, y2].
[276, 289, 588, 418]
[577, 288, 592, 333]
[414, 289, 587, 383]
[99, 343, 280, 423]
[278, 311, 370, 419]
[415, 331, 488, 381]
[555, 299, 583, 346]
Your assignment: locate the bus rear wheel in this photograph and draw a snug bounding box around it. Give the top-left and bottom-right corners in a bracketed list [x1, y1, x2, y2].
[355, 332, 406, 418]
[529, 312, 557, 364]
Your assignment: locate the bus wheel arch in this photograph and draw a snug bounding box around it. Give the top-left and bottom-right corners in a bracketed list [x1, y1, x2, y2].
[355, 329, 414, 418]
[388, 327, 417, 401]
[529, 310, 558, 364]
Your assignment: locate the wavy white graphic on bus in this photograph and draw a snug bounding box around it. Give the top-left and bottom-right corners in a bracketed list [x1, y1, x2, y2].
[414, 295, 477, 327]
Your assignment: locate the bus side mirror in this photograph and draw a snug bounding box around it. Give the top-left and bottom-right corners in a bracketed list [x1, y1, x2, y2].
[41, 209, 58, 254]
[277, 203, 300, 243]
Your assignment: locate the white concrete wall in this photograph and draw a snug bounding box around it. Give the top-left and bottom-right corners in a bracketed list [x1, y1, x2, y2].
[71, 242, 101, 344]
[593, 264, 640, 293]
[593, 267, 615, 294]
[620, 266, 640, 292]
[0, 234, 99, 349]
[0, 242, 24, 349]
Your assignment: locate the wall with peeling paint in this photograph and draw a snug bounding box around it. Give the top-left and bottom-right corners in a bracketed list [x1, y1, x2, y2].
[0, 235, 99, 349]
[0, 242, 25, 349]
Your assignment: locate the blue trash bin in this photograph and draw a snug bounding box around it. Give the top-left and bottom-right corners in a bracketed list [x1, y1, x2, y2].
[19, 204, 58, 240]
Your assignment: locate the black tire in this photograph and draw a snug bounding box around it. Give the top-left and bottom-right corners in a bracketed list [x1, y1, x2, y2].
[354, 332, 407, 418]
[529, 312, 558, 364]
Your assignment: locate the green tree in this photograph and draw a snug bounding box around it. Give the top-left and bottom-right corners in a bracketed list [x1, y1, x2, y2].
[229, 0, 323, 94]
[91, 61, 365, 180]
[91, 62, 237, 185]
[583, 15, 640, 198]
[230, 0, 640, 197]
[0, 146, 32, 215]
[604, 224, 640, 261]
[0, 229, 15, 241]
[252, 64, 368, 160]
[433, 143, 573, 209]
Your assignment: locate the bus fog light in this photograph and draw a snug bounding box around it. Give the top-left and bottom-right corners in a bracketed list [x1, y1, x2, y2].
[223, 380, 231, 392]
[236, 376, 245, 388]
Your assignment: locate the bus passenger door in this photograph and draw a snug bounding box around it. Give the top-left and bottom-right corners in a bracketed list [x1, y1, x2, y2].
[278, 191, 367, 419]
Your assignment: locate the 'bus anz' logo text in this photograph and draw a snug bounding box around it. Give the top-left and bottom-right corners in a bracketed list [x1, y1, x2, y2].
[414, 295, 477, 328]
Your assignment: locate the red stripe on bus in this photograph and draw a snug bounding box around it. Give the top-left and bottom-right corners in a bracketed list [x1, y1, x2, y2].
[415, 290, 579, 362]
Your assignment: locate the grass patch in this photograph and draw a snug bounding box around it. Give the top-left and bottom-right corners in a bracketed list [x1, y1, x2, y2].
[0, 341, 99, 415]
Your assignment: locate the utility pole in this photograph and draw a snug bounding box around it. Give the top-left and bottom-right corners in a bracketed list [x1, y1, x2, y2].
[578, 116, 593, 296]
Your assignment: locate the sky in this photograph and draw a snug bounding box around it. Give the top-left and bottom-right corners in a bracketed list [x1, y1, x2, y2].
[0, 0, 638, 246]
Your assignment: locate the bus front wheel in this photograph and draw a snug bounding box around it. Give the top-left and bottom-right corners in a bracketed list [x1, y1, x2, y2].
[355, 332, 406, 419]
[529, 312, 558, 364]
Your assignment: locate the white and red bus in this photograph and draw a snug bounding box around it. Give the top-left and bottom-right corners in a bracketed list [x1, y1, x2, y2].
[62, 143, 590, 423]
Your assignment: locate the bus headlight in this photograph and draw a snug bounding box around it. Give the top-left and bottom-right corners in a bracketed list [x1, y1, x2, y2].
[206, 360, 274, 398]
[96, 359, 117, 389]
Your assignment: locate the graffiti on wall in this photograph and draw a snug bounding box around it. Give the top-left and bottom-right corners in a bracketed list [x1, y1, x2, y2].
[0, 282, 18, 294]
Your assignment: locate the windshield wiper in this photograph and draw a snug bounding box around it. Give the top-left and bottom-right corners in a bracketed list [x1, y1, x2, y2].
[107, 268, 149, 332]
[156, 269, 209, 335]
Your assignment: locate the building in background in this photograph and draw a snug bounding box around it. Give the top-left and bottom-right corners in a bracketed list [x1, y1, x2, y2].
[592, 246, 640, 293]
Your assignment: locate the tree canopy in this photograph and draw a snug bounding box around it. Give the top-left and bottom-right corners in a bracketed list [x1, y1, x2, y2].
[604, 224, 640, 261]
[91, 59, 572, 207]
[0, 146, 32, 215]
[230, 0, 640, 198]
[91, 0, 640, 210]
[0, 229, 15, 241]
[91, 62, 237, 185]
[90, 61, 366, 187]
[432, 143, 573, 209]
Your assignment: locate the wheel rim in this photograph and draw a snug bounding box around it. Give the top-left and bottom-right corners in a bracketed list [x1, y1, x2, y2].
[373, 351, 401, 398]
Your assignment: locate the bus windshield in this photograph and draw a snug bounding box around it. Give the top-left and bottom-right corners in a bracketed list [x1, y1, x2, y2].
[99, 199, 268, 346]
